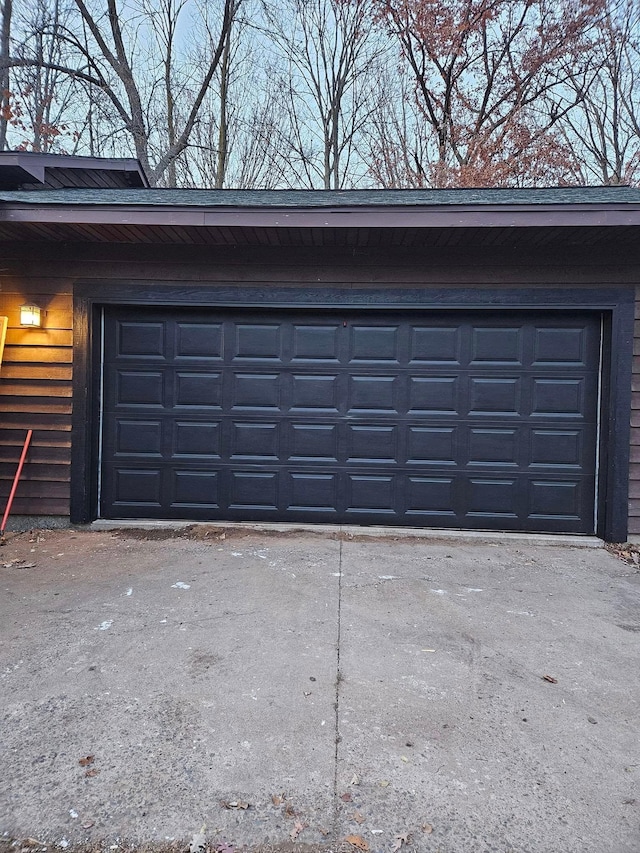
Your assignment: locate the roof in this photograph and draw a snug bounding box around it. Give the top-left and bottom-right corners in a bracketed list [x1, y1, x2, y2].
[0, 181, 639, 248]
[0, 152, 149, 190]
[1, 185, 639, 207]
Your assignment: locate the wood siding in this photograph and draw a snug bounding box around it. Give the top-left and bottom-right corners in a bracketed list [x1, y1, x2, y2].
[0, 240, 638, 536]
[629, 286, 640, 535]
[0, 270, 72, 517]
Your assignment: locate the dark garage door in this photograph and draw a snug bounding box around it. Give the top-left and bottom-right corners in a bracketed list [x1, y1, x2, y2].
[100, 307, 601, 533]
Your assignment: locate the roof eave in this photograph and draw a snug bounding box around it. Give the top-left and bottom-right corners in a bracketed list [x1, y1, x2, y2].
[1, 202, 640, 229]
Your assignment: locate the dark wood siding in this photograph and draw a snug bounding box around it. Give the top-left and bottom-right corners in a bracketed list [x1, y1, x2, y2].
[0, 240, 638, 535]
[0, 271, 72, 517]
[629, 286, 640, 535]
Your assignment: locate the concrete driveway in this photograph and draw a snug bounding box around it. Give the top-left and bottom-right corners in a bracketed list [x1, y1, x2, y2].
[0, 526, 639, 853]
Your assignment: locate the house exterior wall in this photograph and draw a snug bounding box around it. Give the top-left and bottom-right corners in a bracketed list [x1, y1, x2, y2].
[629, 286, 640, 535]
[0, 240, 638, 538]
[0, 262, 72, 518]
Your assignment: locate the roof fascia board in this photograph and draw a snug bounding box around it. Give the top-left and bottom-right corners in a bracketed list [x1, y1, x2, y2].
[1, 203, 640, 228]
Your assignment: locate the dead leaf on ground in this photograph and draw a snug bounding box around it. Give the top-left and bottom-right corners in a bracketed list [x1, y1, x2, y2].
[344, 834, 369, 852]
[84, 769, 100, 777]
[271, 793, 285, 806]
[284, 802, 297, 818]
[340, 792, 353, 802]
[421, 824, 433, 834]
[82, 822, 95, 830]
[289, 821, 307, 840]
[189, 827, 207, 853]
[350, 773, 360, 785]
[318, 828, 330, 837]
[78, 755, 94, 766]
[542, 675, 558, 684]
[21, 839, 45, 847]
[352, 811, 365, 824]
[220, 800, 249, 810]
[391, 832, 409, 852]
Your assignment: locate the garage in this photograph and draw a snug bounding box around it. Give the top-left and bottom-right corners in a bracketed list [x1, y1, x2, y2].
[100, 306, 601, 533]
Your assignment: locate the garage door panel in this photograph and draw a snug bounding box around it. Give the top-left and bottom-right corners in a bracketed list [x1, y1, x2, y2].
[234, 324, 282, 361]
[408, 376, 459, 414]
[289, 423, 338, 461]
[530, 479, 582, 519]
[112, 419, 162, 456]
[287, 472, 338, 512]
[101, 308, 601, 533]
[116, 370, 165, 406]
[114, 321, 166, 358]
[350, 325, 400, 363]
[229, 471, 278, 510]
[175, 322, 223, 359]
[348, 375, 398, 413]
[172, 421, 221, 458]
[232, 373, 280, 410]
[531, 378, 587, 417]
[533, 326, 589, 365]
[468, 429, 518, 466]
[230, 422, 279, 460]
[469, 378, 520, 415]
[407, 427, 457, 464]
[410, 327, 461, 364]
[290, 374, 340, 411]
[292, 324, 341, 361]
[171, 470, 219, 509]
[174, 372, 222, 408]
[471, 327, 522, 364]
[346, 475, 396, 514]
[347, 424, 399, 463]
[407, 476, 457, 516]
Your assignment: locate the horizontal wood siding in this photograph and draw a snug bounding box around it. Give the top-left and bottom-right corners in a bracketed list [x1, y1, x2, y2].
[628, 286, 640, 535]
[0, 276, 72, 518]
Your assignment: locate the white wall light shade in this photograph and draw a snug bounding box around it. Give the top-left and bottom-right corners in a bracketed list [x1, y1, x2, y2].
[20, 304, 42, 327]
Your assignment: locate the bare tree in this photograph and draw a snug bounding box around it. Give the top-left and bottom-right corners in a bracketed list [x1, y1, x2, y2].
[558, 0, 640, 185]
[260, 0, 384, 189]
[368, 0, 605, 187]
[0, 0, 11, 150]
[55, 0, 240, 184]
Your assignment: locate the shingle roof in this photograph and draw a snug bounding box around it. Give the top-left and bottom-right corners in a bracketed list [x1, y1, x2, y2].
[1, 186, 640, 207]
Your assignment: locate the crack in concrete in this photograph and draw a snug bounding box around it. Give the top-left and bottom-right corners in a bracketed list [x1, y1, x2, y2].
[332, 531, 344, 833]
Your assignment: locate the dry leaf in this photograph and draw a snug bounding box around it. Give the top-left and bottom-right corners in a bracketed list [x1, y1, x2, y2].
[220, 800, 249, 810]
[289, 821, 307, 840]
[344, 835, 369, 852]
[189, 830, 206, 853]
[82, 822, 95, 830]
[542, 675, 558, 684]
[353, 811, 365, 824]
[379, 780, 389, 788]
[284, 802, 297, 818]
[271, 794, 284, 806]
[22, 839, 45, 847]
[78, 755, 94, 766]
[391, 832, 409, 852]
[350, 774, 360, 786]
[340, 792, 353, 802]
[318, 828, 330, 837]
[421, 824, 433, 835]
[84, 769, 100, 777]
